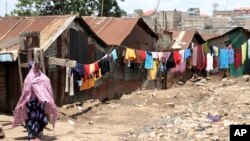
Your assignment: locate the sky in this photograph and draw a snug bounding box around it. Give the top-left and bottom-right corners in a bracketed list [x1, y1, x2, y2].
[1, 0, 250, 16]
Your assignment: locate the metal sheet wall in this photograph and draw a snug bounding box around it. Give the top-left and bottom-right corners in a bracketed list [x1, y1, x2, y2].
[0, 64, 6, 111]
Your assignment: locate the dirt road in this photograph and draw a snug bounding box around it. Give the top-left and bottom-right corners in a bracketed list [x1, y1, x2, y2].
[2, 75, 250, 141]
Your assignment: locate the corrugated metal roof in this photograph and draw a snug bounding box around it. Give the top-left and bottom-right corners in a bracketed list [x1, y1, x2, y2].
[170, 30, 195, 49]
[83, 16, 157, 46]
[206, 27, 248, 42]
[0, 14, 107, 60]
[0, 15, 77, 51]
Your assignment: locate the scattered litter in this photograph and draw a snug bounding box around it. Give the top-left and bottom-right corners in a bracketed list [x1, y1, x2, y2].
[77, 106, 83, 111]
[68, 119, 76, 125]
[89, 121, 94, 125]
[207, 115, 221, 122]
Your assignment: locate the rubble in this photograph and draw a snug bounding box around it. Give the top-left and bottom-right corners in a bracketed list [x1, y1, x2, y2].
[0, 124, 4, 139]
[242, 75, 250, 82]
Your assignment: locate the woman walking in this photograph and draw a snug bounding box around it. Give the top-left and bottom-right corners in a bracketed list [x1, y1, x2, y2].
[13, 61, 59, 141]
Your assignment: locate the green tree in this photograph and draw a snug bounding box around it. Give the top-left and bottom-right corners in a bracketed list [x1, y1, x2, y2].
[12, 0, 126, 17]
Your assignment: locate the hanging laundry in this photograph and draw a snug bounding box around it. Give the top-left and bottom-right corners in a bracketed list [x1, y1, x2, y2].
[160, 61, 165, 72]
[219, 48, 229, 69]
[98, 57, 110, 75]
[192, 46, 198, 66]
[135, 50, 144, 63]
[213, 46, 219, 56]
[242, 42, 247, 64]
[173, 51, 181, 65]
[65, 67, 70, 93]
[111, 49, 118, 61]
[152, 52, 158, 59]
[179, 50, 185, 62]
[144, 52, 154, 69]
[206, 53, 214, 71]
[248, 39, 250, 59]
[125, 48, 136, 60]
[163, 52, 171, 61]
[65, 67, 74, 96]
[94, 63, 100, 78]
[72, 63, 84, 83]
[209, 44, 214, 55]
[147, 60, 158, 80]
[90, 63, 95, 74]
[213, 56, 219, 69]
[171, 61, 186, 73]
[184, 49, 191, 60]
[69, 72, 74, 96]
[95, 69, 102, 81]
[203, 42, 209, 54]
[166, 52, 176, 70]
[127, 60, 131, 67]
[228, 48, 234, 64]
[80, 77, 95, 91]
[234, 48, 242, 70]
[157, 52, 164, 61]
[84, 64, 90, 77]
[197, 45, 206, 70]
[141, 50, 147, 60]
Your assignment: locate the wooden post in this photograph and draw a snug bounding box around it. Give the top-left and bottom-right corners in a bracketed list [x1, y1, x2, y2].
[39, 50, 46, 73]
[17, 51, 23, 90]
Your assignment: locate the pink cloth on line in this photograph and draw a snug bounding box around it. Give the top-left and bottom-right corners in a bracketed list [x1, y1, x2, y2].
[192, 46, 198, 66]
[13, 65, 59, 128]
[170, 61, 186, 73]
[163, 52, 171, 61]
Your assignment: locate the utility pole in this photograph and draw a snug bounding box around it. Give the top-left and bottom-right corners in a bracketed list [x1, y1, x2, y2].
[154, 0, 160, 33]
[5, 0, 8, 16]
[101, 0, 104, 17]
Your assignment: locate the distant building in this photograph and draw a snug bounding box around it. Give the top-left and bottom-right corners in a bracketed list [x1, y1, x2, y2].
[187, 8, 200, 16]
[232, 16, 250, 28]
[233, 7, 250, 17]
[213, 10, 233, 17]
[158, 10, 182, 30]
[133, 9, 144, 18]
[245, 18, 250, 29]
[207, 17, 231, 29]
[181, 12, 209, 30]
[142, 10, 157, 31]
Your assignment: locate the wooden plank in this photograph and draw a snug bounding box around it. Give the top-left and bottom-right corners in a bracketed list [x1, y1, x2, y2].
[20, 63, 29, 68]
[40, 50, 46, 73]
[17, 51, 24, 89]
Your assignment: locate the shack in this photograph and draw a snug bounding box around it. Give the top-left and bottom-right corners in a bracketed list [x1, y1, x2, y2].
[207, 27, 250, 77]
[0, 15, 108, 113]
[167, 30, 206, 87]
[82, 16, 159, 96]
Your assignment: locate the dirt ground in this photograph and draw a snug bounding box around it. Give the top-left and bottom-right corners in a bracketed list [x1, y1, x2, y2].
[2, 74, 250, 141]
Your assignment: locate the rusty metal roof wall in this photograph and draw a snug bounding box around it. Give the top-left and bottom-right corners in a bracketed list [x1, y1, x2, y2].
[170, 30, 196, 49]
[83, 16, 139, 46]
[83, 16, 158, 46]
[0, 15, 78, 50]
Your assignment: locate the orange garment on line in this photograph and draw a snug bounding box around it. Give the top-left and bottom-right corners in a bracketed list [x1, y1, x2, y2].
[80, 77, 95, 91]
[125, 48, 136, 60]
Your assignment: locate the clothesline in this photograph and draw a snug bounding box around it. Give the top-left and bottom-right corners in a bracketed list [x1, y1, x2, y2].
[47, 45, 179, 68]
